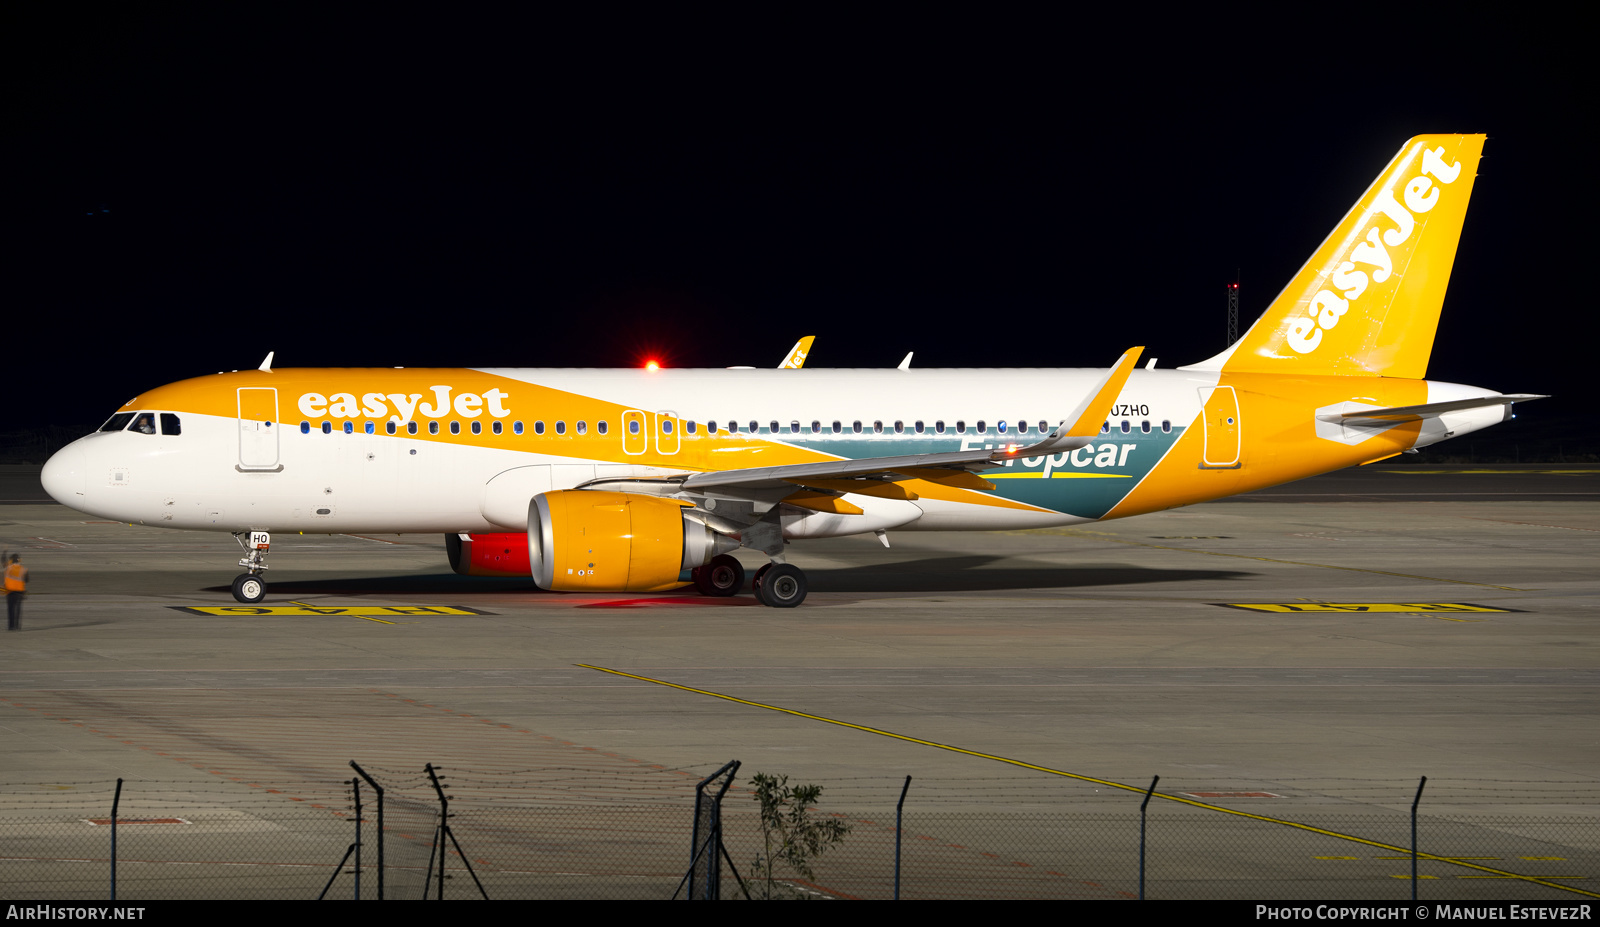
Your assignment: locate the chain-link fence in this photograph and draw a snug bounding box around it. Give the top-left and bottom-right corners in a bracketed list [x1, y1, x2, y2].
[2, 771, 1596, 900]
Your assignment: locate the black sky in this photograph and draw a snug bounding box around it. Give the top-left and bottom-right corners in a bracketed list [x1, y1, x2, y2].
[5, 8, 1590, 431]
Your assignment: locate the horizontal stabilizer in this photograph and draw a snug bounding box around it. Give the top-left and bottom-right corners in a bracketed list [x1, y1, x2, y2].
[1319, 393, 1547, 423]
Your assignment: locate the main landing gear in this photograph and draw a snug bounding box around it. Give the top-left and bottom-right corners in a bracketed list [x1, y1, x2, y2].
[691, 554, 808, 607]
[230, 531, 271, 604]
[752, 562, 807, 608]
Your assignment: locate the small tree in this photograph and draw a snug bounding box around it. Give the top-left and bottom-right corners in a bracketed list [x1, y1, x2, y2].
[749, 772, 850, 899]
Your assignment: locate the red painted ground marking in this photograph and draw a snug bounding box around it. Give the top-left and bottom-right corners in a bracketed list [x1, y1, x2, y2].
[1012, 861, 1031, 867]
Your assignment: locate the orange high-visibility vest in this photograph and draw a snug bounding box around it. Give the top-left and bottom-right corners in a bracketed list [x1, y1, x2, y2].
[4, 563, 25, 593]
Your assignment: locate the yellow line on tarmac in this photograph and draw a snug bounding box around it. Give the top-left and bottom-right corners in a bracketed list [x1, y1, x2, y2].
[289, 601, 395, 624]
[577, 663, 1597, 899]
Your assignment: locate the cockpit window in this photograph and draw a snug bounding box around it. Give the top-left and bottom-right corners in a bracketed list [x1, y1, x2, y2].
[129, 413, 158, 435]
[160, 413, 182, 436]
[99, 412, 136, 432]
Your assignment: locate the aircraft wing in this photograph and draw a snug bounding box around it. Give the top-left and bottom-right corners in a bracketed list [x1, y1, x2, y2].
[1319, 393, 1547, 423]
[679, 347, 1145, 496]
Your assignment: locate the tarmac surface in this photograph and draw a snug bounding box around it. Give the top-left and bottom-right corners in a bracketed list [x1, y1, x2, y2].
[1, 462, 1598, 899]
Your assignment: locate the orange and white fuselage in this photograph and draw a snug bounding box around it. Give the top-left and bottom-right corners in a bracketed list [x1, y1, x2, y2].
[39, 135, 1540, 598]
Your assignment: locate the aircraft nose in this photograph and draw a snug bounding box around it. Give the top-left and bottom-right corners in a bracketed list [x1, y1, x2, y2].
[40, 441, 88, 505]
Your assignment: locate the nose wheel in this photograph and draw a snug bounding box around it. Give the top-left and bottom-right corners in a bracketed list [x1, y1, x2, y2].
[231, 573, 267, 604]
[231, 530, 271, 604]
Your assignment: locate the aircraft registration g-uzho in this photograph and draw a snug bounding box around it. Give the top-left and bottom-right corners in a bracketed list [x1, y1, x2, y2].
[42, 135, 1542, 608]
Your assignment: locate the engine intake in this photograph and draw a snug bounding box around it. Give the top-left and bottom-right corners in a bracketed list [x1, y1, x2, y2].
[529, 490, 738, 592]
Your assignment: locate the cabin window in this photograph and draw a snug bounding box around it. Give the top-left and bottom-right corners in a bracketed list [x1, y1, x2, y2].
[577, 421, 588, 435]
[748, 420, 758, 433]
[661, 420, 673, 435]
[790, 421, 801, 434]
[708, 420, 718, 433]
[935, 420, 945, 434]
[997, 420, 1007, 434]
[492, 421, 502, 435]
[829, 421, 841, 434]
[956, 420, 966, 434]
[513, 421, 524, 435]
[628, 419, 640, 435]
[1100, 422, 1110, 434]
[429, 421, 440, 435]
[596, 420, 607, 435]
[407, 422, 418, 435]
[387, 421, 397, 435]
[769, 421, 779, 433]
[1161, 420, 1171, 433]
[873, 420, 884, 434]
[1038, 420, 1048, 433]
[1140, 420, 1151, 434]
[852, 421, 862, 434]
[893, 421, 904, 434]
[160, 413, 182, 436]
[449, 421, 460, 435]
[1120, 420, 1131, 434]
[364, 422, 375, 435]
[914, 421, 925, 434]
[300, 421, 311, 434]
[322, 421, 333, 434]
[130, 413, 158, 435]
[100, 412, 136, 432]
[976, 420, 986, 434]
[810, 421, 821, 434]
[555, 421, 566, 435]
[471, 421, 481, 435]
[339, 421, 351, 435]
[726, 420, 739, 434]
[1016, 420, 1028, 434]
[534, 421, 545, 435]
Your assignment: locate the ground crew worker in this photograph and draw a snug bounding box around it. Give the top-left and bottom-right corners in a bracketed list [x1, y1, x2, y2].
[5, 554, 27, 630]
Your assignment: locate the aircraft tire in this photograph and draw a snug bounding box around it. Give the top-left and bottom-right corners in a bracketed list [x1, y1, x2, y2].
[231, 573, 267, 604]
[754, 563, 806, 608]
[694, 554, 745, 597]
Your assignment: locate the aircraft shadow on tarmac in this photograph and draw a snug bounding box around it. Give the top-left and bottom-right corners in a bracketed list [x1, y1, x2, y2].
[206, 557, 1248, 597]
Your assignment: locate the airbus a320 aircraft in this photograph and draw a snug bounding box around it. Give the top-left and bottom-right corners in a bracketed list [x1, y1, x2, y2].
[41, 135, 1542, 608]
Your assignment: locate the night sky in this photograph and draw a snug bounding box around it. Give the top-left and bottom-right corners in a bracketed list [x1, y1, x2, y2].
[7, 8, 1589, 433]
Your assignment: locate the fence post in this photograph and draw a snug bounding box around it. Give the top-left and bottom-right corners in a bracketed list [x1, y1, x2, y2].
[895, 775, 911, 900]
[350, 761, 384, 900]
[110, 778, 122, 901]
[352, 777, 362, 900]
[1139, 775, 1159, 901]
[1412, 776, 1427, 900]
[679, 760, 740, 900]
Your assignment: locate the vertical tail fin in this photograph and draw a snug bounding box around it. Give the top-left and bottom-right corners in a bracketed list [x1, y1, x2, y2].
[1185, 135, 1485, 378]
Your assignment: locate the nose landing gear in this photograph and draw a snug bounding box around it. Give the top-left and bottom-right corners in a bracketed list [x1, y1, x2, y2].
[231, 531, 271, 604]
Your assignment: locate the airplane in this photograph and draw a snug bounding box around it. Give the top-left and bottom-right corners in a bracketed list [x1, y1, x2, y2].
[40, 134, 1544, 608]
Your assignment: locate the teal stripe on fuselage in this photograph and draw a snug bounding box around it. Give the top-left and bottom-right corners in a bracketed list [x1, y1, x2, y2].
[759, 425, 1183, 520]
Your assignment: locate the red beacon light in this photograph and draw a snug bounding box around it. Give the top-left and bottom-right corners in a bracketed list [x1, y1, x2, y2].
[645, 360, 661, 371]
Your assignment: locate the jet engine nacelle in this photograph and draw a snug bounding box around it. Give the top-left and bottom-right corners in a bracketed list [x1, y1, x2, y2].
[445, 532, 532, 577]
[529, 490, 739, 592]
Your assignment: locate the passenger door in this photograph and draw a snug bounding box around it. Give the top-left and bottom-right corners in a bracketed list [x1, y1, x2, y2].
[237, 388, 281, 471]
[1198, 386, 1241, 468]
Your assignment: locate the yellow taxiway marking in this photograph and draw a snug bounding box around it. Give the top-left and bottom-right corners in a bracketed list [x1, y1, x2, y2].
[577, 663, 1599, 899]
[1222, 603, 1510, 614]
[171, 604, 488, 622]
